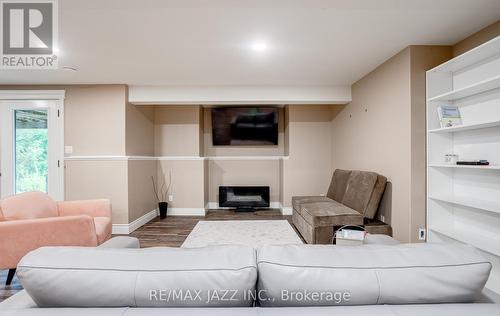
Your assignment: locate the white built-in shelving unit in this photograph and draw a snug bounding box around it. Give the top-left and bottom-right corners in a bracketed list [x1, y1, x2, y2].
[426, 36, 500, 294]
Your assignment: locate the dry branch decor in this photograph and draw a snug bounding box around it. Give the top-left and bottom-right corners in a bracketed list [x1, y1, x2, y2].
[152, 170, 172, 218]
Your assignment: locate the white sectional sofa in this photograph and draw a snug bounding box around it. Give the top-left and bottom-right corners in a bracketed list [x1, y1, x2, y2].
[1, 237, 500, 315]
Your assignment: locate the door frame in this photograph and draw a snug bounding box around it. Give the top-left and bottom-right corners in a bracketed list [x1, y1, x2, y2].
[0, 90, 65, 200]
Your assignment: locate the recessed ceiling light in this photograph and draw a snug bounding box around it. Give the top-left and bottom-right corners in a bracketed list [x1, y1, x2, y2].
[62, 66, 78, 72]
[251, 42, 267, 52]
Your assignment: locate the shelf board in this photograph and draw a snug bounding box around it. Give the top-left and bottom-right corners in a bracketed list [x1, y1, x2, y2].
[427, 74, 500, 102]
[431, 227, 500, 257]
[428, 120, 500, 133]
[429, 195, 500, 215]
[428, 36, 500, 73]
[428, 163, 500, 170]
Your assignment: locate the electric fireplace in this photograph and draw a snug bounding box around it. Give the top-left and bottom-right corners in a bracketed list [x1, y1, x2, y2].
[219, 186, 270, 211]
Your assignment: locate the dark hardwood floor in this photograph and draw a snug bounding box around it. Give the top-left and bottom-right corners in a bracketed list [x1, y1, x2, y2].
[0, 270, 22, 303]
[131, 209, 293, 247]
[0, 209, 294, 302]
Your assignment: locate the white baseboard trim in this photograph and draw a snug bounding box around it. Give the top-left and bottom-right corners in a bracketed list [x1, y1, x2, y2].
[206, 202, 282, 210]
[112, 208, 158, 235]
[281, 207, 293, 215]
[167, 208, 206, 216]
[112, 207, 207, 234]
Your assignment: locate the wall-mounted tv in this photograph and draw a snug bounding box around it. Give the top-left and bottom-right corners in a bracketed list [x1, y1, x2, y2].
[211, 107, 278, 146]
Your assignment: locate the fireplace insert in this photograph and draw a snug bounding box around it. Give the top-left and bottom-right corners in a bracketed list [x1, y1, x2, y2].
[219, 186, 270, 211]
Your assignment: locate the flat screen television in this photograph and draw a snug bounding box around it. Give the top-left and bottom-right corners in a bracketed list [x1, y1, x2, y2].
[211, 107, 278, 146]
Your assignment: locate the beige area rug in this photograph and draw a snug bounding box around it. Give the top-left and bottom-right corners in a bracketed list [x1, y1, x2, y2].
[181, 220, 303, 248]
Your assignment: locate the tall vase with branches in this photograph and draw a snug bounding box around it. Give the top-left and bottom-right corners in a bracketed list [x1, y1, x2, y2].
[152, 170, 172, 219]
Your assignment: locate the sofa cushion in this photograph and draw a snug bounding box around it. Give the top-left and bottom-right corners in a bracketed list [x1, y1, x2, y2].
[292, 196, 333, 214]
[364, 175, 387, 219]
[342, 170, 385, 217]
[93, 217, 112, 245]
[300, 201, 363, 227]
[0, 192, 57, 221]
[17, 245, 257, 308]
[326, 169, 351, 202]
[257, 244, 491, 307]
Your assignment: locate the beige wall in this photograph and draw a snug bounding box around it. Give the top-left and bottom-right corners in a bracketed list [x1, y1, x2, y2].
[154, 105, 201, 156]
[62, 85, 139, 226]
[203, 107, 286, 157]
[282, 105, 339, 207]
[126, 103, 155, 156]
[157, 160, 205, 209]
[65, 85, 127, 156]
[125, 101, 157, 222]
[332, 49, 411, 242]
[153, 106, 205, 211]
[453, 20, 500, 57]
[409, 46, 452, 242]
[128, 160, 157, 222]
[330, 46, 451, 243]
[65, 160, 129, 224]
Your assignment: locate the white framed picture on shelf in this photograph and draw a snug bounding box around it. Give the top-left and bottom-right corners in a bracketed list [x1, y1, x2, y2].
[437, 105, 462, 128]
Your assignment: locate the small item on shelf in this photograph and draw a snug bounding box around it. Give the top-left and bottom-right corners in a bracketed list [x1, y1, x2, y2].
[437, 105, 462, 128]
[456, 160, 490, 166]
[444, 154, 459, 165]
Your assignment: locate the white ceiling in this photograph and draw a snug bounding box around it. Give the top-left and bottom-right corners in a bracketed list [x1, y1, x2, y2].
[2, 0, 500, 86]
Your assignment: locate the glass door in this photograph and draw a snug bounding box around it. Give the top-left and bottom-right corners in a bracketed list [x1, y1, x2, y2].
[14, 109, 49, 193]
[0, 100, 63, 200]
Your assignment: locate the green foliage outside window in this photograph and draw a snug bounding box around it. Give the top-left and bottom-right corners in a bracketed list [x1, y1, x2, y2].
[15, 127, 48, 193]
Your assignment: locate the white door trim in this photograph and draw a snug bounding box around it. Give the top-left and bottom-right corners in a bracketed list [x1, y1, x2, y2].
[0, 90, 66, 100]
[0, 90, 65, 200]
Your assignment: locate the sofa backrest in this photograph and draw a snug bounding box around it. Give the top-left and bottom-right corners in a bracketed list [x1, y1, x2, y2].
[16, 244, 491, 308]
[257, 244, 491, 307]
[326, 169, 351, 202]
[341, 170, 387, 219]
[0, 191, 57, 221]
[17, 245, 257, 308]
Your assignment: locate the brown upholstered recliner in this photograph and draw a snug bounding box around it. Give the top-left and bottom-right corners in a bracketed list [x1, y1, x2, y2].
[292, 169, 387, 244]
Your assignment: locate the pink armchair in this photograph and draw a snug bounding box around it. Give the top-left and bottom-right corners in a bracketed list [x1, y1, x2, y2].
[0, 191, 112, 285]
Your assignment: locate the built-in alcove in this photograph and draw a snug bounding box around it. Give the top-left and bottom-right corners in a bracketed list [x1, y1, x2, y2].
[151, 104, 341, 212]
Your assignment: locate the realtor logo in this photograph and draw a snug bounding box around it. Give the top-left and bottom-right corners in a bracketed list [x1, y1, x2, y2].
[1, 0, 58, 69]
